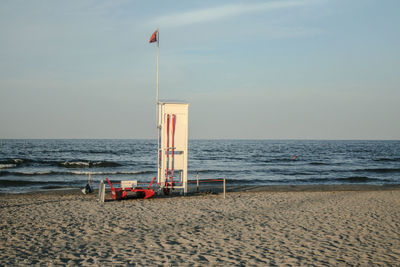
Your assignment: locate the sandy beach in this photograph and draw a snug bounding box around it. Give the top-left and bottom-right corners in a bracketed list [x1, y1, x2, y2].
[1, 185, 399, 266]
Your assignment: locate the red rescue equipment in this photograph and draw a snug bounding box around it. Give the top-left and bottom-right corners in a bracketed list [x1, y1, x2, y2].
[106, 177, 155, 200]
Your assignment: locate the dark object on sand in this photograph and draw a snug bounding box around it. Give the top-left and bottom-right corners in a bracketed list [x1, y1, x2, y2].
[82, 173, 94, 194]
[82, 183, 93, 194]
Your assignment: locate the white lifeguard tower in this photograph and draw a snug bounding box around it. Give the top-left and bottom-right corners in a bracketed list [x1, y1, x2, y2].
[157, 101, 189, 194]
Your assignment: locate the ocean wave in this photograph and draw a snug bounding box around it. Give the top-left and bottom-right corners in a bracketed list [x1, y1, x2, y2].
[355, 168, 400, 174]
[39, 149, 136, 156]
[222, 176, 392, 185]
[0, 158, 58, 168]
[224, 178, 276, 184]
[0, 159, 27, 167]
[59, 161, 90, 168]
[336, 176, 374, 182]
[0, 158, 123, 169]
[0, 171, 67, 176]
[373, 158, 400, 162]
[190, 169, 241, 175]
[59, 161, 122, 168]
[0, 170, 153, 177]
[309, 162, 330, 166]
[0, 179, 66, 186]
[256, 158, 298, 163]
[92, 161, 122, 167]
[0, 164, 17, 169]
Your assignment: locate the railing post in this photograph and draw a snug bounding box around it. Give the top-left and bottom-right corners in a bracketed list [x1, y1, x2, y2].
[196, 172, 199, 193]
[223, 178, 226, 199]
[98, 180, 105, 203]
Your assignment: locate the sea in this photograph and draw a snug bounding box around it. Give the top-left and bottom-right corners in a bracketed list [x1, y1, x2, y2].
[0, 139, 399, 193]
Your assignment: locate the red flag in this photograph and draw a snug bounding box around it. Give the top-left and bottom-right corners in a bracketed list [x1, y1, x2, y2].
[149, 30, 158, 43]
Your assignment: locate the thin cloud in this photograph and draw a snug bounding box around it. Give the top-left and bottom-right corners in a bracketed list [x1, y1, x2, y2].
[151, 0, 321, 28]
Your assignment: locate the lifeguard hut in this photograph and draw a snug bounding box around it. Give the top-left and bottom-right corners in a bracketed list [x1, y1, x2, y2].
[157, 101, 189, 195]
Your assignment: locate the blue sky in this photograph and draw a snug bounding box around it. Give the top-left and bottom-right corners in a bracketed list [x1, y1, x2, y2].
[0, 0, 399, 139]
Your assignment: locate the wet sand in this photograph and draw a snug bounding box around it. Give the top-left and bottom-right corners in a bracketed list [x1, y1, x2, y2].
[1, 185, 399, 266]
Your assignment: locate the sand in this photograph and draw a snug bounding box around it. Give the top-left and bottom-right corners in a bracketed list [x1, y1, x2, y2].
[1, 186, 400, 266]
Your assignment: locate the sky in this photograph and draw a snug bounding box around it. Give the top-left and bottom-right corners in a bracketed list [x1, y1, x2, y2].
[0, 0, 399, 139]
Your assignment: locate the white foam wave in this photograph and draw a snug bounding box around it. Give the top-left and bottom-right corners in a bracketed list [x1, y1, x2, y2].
[0, 164, 17, 169]
[60, 161, 90, 168]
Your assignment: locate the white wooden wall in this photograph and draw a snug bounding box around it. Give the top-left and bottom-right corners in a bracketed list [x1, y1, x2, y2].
[157, 102, 189, 194]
